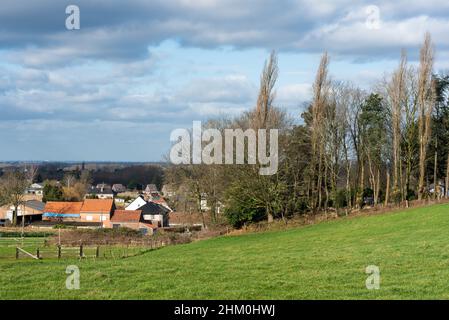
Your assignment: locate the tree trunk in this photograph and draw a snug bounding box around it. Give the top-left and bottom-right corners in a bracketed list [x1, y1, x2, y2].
[418, 140, 426, 201]
[267, 207, 274, 223]
[385, 172, 390, 207]
[446, 153, 449, 199]
[12, 205, 18, 226]
[358, 157, 364, 208]
[375, 168, 380, 206]
[433, 148, 438, 200]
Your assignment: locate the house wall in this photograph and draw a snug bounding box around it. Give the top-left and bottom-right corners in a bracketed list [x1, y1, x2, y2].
[0, 206, 8, 220]
[79, 212, 111, 223]
[42, 215, 80, 222]
[110, 221, 139, 229]
[103, 221, 154, 235]
[142, 214, 165, 227]
[97, 194, 114, 199]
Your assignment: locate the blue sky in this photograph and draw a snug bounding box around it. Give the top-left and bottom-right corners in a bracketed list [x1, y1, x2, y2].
[1, 0, 449, 161]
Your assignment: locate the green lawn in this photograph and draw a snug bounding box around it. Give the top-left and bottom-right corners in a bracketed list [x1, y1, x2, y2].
[1, 203, 449, 299]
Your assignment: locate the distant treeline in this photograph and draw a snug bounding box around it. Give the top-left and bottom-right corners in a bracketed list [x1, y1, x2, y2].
[34, 163, 164, 190]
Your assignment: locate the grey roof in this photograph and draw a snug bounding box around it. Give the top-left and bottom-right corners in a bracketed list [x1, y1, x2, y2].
[112, 184, 127, 192]
[139, 202, 169, 215]
[87, 186, 114, 195]
[25, 200, 45, 211]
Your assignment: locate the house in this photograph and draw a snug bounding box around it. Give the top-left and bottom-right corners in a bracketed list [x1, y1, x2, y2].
[161, 184, 176, 197]
[86, 184, 115, 199]
[144, 184, 163, 200]
[144, 184, 158, 194]
[105, 210, 156, 235]
[80, 199, 114, 226]
[139, 202, 170, 227]
[112, 184, 127, 193]
[200, 193, 223, 214]
[125, 196, 170, 227]
[26, 183, 44, 196]
[96, 183, 111, 189]
[43, 202, 83, 222]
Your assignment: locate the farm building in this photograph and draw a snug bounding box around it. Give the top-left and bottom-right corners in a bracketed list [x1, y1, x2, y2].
[1, 200, 45, 225]
[80, 199, 115, 226]
[43, 199, 114, 227]
[105, 210, 156, 235]
[42, 202, 83, 222]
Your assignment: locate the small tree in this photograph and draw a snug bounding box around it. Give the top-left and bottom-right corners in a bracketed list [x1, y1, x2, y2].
[0, 171, 28, 226]
[42, 181, 64, 202]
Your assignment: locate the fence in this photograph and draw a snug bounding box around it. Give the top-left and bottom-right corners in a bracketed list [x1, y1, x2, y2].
[0, 236, 168, 260]
[12, 240, 167, 260]
[15, 245, 99, 260]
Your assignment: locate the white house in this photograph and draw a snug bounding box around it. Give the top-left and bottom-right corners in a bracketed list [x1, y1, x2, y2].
[26, 183, 44, 196]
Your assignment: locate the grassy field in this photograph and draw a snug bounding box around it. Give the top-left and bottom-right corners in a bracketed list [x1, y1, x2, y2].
[1, 203, 449, 299]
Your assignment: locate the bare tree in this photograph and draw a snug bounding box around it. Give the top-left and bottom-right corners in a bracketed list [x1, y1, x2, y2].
[417, 33, 435, 200]
[255, 50, 278, 129]
[24, 164, 38, 184]
[0, 171, 28, 226]
[309, 52, 330, 210]
[387, 51, 407, 201]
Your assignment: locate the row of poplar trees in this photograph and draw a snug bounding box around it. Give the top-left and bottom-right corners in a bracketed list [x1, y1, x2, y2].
[165, 32, 449, 228]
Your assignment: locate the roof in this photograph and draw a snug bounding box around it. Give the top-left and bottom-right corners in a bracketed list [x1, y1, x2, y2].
[96, 183, 111, 189]
[87, 186, 114, 195]
[44, 202, 83, 214]
[25, 200, 45, 212]
[139, 202, 170, 215]
[111, 210, 142, 223]
[169, 212, 206, 225]
[81, 199, 114, 213]
[150, 198, 173, 212]
[29, 183, 44, 189]
[112, 184, 127, 192]
[145, 184, 158, 192]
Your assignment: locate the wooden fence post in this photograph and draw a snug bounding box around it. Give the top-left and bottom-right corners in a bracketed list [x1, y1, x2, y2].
[96, 246, 100, 258]
[58, 245, 61, 259]
[79, 244, 83, 259]
[16, 247, 19, 259]
[36, 248, 40, 260]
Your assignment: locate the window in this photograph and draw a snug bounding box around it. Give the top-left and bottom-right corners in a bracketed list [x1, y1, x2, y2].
[85, 215, 93, 221]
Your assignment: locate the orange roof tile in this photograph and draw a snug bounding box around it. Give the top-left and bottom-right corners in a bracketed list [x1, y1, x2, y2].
[80, 199, 114, 213]
[111, 210, 142, 222]
[44, 202, 83, 214]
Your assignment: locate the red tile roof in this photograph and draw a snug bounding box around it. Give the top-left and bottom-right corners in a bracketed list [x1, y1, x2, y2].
[44, 202, 83, 214]
[80, 199, 114, 213]
[111, 210, 142, 223]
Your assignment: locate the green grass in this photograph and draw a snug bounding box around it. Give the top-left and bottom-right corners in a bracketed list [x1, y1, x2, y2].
[1, 203, 449, 299]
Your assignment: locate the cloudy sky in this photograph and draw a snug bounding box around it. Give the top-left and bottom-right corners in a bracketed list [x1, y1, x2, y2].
[1, 0, 449, 161]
